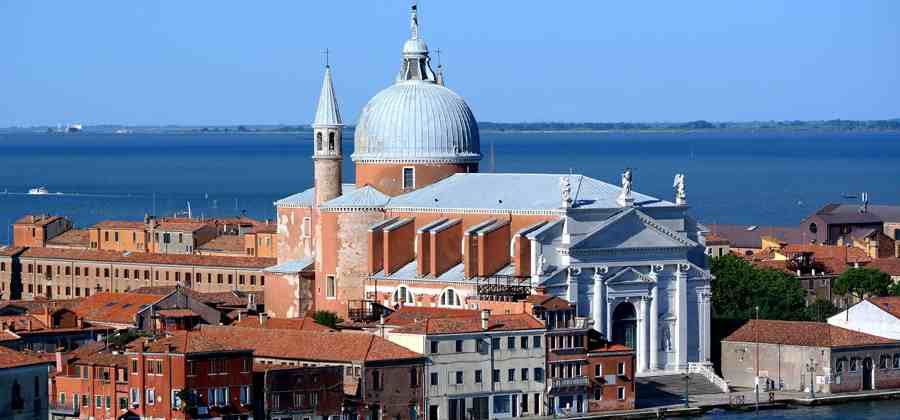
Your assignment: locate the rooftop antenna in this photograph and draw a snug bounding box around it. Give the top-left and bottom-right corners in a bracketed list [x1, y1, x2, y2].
[322, 48, 330, 68]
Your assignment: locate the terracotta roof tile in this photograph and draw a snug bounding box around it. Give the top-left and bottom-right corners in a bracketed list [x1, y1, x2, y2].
[20, 247, 275, 269]
[383, 307, 479, 326]
[46, 229, 90, 247]
[197, 235, 246, 252]
[392, 313, 545, 335]
[129, 286, 263, 307]
[526, 294, 573, 311]
[0, 346, 52, 369]
[781, 244, 871, 264]
[868, 297, 900, 319]
[15, 214, 64, 227]
[0, 315, 48, 332]
[156, 309, 199, 318]
[0, 246, 26, 257]
[723, 319, 898, 348]
[92, 220, 146, 229]
[232, 316, 331, 331]
[198, 325, 423, 363]
[130, 330, 254, 354]
[868, 258, 900, 276]
[72, 292, 161, 325]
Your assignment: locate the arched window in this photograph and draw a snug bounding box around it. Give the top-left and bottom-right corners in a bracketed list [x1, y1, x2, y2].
[439, 288, 462, 307]
[809, 222, 818, 234]
[392, 286, 415, 306]
[316, 132, 323, 151]
[328, 132, 336, 152]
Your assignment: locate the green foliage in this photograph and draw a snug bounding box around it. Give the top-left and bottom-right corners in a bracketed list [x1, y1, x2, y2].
[710, 254, 809, 321]
[312, 310, 343, 329]
[106, 329, 151, 350]
[832, 267, 892, 300]
[804, 298, 840, 322]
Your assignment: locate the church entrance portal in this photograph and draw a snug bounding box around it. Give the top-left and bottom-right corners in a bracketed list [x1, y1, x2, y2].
[612, 302, 637, 351]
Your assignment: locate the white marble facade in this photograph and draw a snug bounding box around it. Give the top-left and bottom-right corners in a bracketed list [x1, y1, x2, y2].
[531, 206, 712, 374]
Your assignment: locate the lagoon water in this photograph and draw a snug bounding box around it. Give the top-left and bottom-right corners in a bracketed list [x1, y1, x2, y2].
[688, 399, 900, 419]
[1, 130, 899, 242]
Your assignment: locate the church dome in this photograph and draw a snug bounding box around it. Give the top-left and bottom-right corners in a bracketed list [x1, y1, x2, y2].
[352, 4, 481, 164]
[353, 82, 480, 163]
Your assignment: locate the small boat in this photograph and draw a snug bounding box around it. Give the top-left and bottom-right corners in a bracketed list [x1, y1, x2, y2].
[66, 124, 83, 133]
[28, 187, 49, 195]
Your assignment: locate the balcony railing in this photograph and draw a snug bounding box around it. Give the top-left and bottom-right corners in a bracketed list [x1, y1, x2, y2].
[550, 375, 590, 390]
[475, 275, 531, 301]
[347, 300, 392, 323]
[49, 401, 79, 417]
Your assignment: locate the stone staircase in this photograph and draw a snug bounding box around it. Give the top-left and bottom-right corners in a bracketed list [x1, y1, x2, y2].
[636, 373, 726, 408]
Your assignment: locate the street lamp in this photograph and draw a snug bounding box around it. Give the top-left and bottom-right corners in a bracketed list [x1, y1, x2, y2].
[806, 358, 818, 399]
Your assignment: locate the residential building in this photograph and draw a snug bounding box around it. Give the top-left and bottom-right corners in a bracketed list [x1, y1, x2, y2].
[703, 233, 730, 258]
[13, 214, 73, 248]
[706, 224, 806, 256]
[131, 286, 264, 325]
[0, 346, 52, 420]
[722, 319, 900, 393]
[253, 365, 343, 420]
[387, 310, 545, 419]
[828, 296, 900, 340]
[194, 325, 426, 420]
[52, 330, 256, 419]
[868, 258, 900, 282]
[801, 202, 900, 253]
[530, 295, 636, 415]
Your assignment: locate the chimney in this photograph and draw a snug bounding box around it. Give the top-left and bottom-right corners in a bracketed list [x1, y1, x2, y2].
[480, 309, 491, 331]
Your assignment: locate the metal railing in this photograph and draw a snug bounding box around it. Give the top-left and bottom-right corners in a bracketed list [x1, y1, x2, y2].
[475, 274, 531, 301]
[49, 400, 79, 416]
[550, 375, 590, 390]
[688, 362, 730, 393]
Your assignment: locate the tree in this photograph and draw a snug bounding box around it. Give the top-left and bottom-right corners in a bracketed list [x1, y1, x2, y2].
[832, 267, 892, 301]
[313, 310, 343, 329]
[804, 298, 839, 322]
[710, 254, 808, 321]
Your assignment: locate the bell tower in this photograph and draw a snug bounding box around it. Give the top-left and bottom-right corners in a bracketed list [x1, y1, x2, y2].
[312, 62, 343, 205]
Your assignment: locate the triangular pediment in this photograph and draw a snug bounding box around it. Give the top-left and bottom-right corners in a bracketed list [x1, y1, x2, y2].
[571, 208, 697, 251]
[605, 267, 654, 285]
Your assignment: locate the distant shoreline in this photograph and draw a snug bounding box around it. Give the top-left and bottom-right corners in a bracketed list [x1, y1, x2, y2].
[3, 119, 900, 134]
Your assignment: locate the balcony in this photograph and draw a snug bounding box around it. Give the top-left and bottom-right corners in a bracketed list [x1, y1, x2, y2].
[347, 300, 392, 323]
[49, 401, 79, 417]
[550, 375, 590, 390]
[475, 275, 531, 301]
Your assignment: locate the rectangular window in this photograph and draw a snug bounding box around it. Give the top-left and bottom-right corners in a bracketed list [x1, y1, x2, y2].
[430, 340, 438, 354]
[455, 371, 464, 384]
[239, 386, 250, 405]
[521, 368, 529, 381]
[594, 389, 602, 400]
[187, 361, 196, 376]
[521, 336, 529, 349]
[130, 388, 140, 405]
[491, 337, 500, 350]
[430, 372, 438, 386]
[617, 387, 625, 400]
[95, 395, 102, 408]
[492, 369, 500, 383]
[507, 368, 515, 382]
[534, 367, 544, 382]
[507, 337, 515, 349]
[402, 167, 415, 189]
[227, 274, 233, 284]
[217, 274, 223, 284]
[326, 275, 336, 298]
[617, 362, 625, 375]
[114, 232, 119, 242]
[492, 395, 511, 416]
[475, 369, 483, 383]
[242, 358, 251, 372]
[146, 388, 156, 405]
[595, 365, 602, 377]
[455, 340, 464, 353]
[522, 394, 529, 413]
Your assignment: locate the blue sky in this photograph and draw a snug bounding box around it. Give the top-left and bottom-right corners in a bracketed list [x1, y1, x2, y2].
[1, 1, 898, 126]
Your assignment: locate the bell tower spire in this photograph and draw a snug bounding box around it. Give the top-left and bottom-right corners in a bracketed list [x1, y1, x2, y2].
[312, 57, 343, 205]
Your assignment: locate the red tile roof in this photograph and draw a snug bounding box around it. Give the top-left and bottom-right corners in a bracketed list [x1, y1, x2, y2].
[249, 225, 277, 234]
[781, 244, 871, 264]
[723, 319, 898, 348]
[46, 229, 90, 247]
[197, 235, 246, 252]
[72, 350, 129, 368]
[588, 342, 634, 353]
[0, 298, 84, 314]
[92, 220, 146, 230]
[867, 296, 900, 319]
[526, 294, 573, 311]
[198, 325, 423, 363]
[232, 316, 331, 332]
[383, 306, 479, 326]
[0, 246, 26, 257]
[0, 315, 48, 332]
[129, 286, 263, 308]
[0, 346, 53, 369]
[868, 258, 900, 276]
[72, 292, 161, 325]
[391, 313, 545, 335]
[20, 246, 275, 269]
[155, 309, 199, 318]
[129, 330, 254, 354]
[15, 214, 64, 227]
